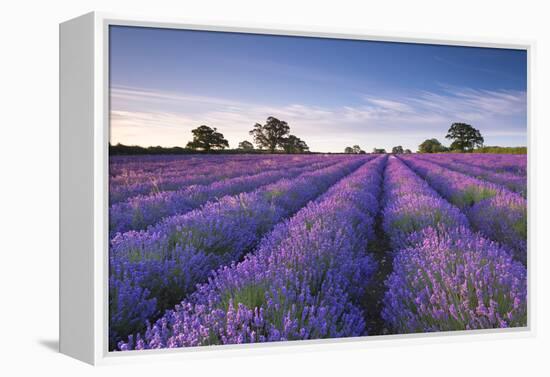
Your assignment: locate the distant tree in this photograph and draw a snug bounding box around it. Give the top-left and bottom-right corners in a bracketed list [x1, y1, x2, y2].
[404, 149, 412, 154]
[345, 145, 365, 153]
[249, 117, 290, 153]
[445, 123, 484, 152]
[238, 140, 254, 151]
[186, 125, 229, 151]
[372, 148, 387, 154]
[418, 138, 447, 153]
[392, 145, 404, 154]
[281, 135, 309, 153]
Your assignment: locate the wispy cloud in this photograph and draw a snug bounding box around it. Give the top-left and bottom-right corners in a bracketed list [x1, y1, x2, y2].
[112, 86, 245, 109]
[110, 84, 526, 152]
[364, 98, 416, 113]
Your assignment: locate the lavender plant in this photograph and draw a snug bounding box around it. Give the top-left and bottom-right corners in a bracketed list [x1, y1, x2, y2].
[415, 154, 526, 196]
[108, 153, 528, 350]
[383, 226, 527, 332]
[109, 159, 341, 236]
[110, 155, 339, 203]
[381, 157, 527, 333]
[399, 156, 527, 263]
[109, 157, 369, 347]
[117, 156, 386, 350]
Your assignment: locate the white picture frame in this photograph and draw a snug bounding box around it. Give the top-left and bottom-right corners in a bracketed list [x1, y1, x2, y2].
[59, 11, 535, 365]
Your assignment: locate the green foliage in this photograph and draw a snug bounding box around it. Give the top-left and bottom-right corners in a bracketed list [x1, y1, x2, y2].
[186, 125, 229, 151]
[264, 188, 285, 201]
[445, 123, 484, 152]
[453, 185, 498, 208]
[249, 117, 291, 152]
[392, 145, 404, 154]
[391, 208, 451, 234]
[238, 140, 254, 151]
[418, 138, 448, 153]
[109, 143, 310, 155]
[344, 145, 365, 154]
[475, 146, 527, 154]
[513, 217, 527, 240]
[281, 135, 309, 153]
[218, 283, 268, 312]
[109, 143, 189, 155]
[372, 148, 387, 154]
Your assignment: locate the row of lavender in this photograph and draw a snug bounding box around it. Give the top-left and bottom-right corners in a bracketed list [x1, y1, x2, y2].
[110, 155, 261, 201]
[109, 153, 527, 351]
[109, 155, 337, 204]
[436, 153, 527, 176]
[382, 157, 526, 332]
[398, 155, 527, 265]
[109, 156, 371, 348]
[414, 154, 526, 197]
[118, 156, 387, 350]
[109, 156, 344, 236]
[110, 154, 273, 177]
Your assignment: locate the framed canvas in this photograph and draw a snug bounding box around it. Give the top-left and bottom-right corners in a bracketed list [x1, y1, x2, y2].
[59, 12, 534, 365]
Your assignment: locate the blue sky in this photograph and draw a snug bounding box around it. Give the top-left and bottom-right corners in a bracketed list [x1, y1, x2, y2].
[109, 25, 527, 152]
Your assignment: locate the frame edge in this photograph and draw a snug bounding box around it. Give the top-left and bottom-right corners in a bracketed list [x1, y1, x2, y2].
[59, 11, 96, 365]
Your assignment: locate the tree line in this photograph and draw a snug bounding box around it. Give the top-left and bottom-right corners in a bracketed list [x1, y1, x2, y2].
[359, 123, 491, 154]
[417, 123, 484, 153]
[110, 120, 525, 155]
[185, 116, 309, 154]
[416, 123, 527, 154]
[342, 145, 412, 154]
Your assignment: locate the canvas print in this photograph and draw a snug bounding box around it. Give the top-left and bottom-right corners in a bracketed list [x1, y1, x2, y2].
[108, 26, 527, 351]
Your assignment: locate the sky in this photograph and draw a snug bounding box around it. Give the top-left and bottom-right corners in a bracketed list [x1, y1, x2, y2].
[109, 25, 527, 152]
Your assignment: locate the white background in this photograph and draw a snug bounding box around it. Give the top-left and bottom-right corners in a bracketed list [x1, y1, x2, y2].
[1, 0, 548, 375]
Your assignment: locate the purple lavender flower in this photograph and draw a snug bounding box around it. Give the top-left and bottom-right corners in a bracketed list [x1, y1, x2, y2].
[117, 156, 386, 350]
[382, 226, 527, 332]
[469, 191, 527, 264]
[399, 156, 527, 264]
[109, 158, 343, 236]
[109, 155, 352, 204]
[415, 154, 526, 196]
[382, 157, 469, 249]
[110, 156, 371, 347]
[381, 157, 527, 333]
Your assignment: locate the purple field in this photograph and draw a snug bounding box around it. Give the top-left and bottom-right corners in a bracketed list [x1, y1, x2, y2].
[109, 153, 527, 351]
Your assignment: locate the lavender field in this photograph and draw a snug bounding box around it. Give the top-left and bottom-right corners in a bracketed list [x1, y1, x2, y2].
[109, 153, 527, 351]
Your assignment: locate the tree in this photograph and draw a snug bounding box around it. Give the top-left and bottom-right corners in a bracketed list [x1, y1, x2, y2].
[418, 138, 447, 153]
[281, 135, 309, 153]
[445, 123, 484, 152]
[238, 140, 254, 151]
[345, 145, 364, 153]
[372, 148, 387, 154]
[392, 145, 404, 154]
[186, 125, 229, 151]
[249, 117, 290, 153]
[404, 149, 412, 154]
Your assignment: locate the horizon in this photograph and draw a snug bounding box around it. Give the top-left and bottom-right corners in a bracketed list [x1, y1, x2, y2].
[109, 26, 527, 153]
